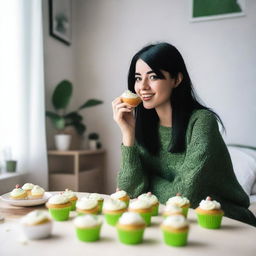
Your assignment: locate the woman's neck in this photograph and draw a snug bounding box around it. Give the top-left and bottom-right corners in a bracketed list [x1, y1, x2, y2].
[156, 103, 172, 127]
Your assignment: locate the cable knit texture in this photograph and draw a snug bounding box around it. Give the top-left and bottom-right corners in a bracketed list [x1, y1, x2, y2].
[117, 109, 256, 226]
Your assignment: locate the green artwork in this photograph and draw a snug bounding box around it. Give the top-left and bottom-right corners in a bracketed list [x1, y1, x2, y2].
[193, 0, 242, 18]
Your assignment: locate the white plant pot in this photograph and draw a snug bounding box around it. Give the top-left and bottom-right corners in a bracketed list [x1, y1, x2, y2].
[89, 140, 98, 150]
[54, 134, 71, 151]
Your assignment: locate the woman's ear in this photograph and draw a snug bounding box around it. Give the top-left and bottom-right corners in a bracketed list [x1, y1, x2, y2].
[175, 72, 183, 88]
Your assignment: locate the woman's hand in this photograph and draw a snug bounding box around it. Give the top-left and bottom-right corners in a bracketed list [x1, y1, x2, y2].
[112, 97, 135, 146]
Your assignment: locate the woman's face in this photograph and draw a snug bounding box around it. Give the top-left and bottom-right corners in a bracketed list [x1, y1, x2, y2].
[134, 59, 177, 111]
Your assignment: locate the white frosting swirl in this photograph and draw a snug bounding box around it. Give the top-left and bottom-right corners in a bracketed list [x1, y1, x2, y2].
[10, 188, 26, 197]
[138, 193, 158, 205]
[21, 210, 50, 225]
[162, 215, 188, 228]
[121, 90, 139, 99]
[199, 198, 221, 210]
[164, 204, 183, 214]
[63, 189, 76, 199]
[129, 199, 151, 210]
[89, 193, 104, 201]
[166, 196, 190, 207]
[48, 194, 69, 205]
[103, 199, 126, 211]
[22, 183, 34, 190]
[74, 215, 102, 228]
[110, 190, 127, 200]
[31, 185, 45, 195]
[76, 198, 98, 210]
[118, 212, 145, 225]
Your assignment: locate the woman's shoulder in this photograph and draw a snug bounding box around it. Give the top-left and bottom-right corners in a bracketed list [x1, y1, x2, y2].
[190, 109, 217, 126]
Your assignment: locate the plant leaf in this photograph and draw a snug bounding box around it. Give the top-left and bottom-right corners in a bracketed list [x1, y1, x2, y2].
[78, 99, 103, 110]
[71, 122, 86, 135]
[64, 112, 83, 125]
[46, 111, 65, 130]
[52, 80, 72, 110]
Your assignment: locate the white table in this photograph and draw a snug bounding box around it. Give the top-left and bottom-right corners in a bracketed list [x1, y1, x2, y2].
[0, 193, 256, 256]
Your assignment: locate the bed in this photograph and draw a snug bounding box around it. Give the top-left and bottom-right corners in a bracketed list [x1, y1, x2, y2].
[227, 144, 256, 216]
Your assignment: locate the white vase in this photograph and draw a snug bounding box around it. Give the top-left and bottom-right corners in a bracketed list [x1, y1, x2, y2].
[89, 140, 97, 150]
[54, 134, 71, 151]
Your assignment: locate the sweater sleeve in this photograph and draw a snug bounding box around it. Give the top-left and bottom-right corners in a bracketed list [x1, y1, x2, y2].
[117, 144, 149, 198]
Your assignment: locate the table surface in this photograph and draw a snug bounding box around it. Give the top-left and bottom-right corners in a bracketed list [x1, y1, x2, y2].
[0, 192, 256, 256]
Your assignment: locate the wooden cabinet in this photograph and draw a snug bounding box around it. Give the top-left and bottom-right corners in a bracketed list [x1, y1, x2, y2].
[47, 149, 105, 193]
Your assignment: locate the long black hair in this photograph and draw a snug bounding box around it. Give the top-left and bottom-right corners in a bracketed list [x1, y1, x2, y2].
[128, 42, 225, 155]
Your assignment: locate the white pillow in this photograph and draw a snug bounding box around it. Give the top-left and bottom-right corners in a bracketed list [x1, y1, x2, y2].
[227, 146, 256, 196]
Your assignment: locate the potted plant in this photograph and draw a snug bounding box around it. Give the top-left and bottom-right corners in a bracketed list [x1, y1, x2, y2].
[46, 80, 103, 151]
[88, 132, 100, 150]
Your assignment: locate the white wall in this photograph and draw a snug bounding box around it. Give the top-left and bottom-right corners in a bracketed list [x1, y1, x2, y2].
[44, 0, 256, 193]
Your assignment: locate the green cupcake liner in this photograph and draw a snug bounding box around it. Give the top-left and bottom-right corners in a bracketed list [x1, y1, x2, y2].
[104, 213, 123, 226]
[181, 207, 189, 217]
[77, 211, 98, 216]
[162, 230, 188, 247]
[152, 204, 159, 216]
[196, 213, 223, 229]
[76, 225, 101, 242]
[49, 207, 70, 221]
[117, 228, 145, 245]
[70, 200, 77, 211]
[139, 212, 151, 226]
[98, 201, 103, 214]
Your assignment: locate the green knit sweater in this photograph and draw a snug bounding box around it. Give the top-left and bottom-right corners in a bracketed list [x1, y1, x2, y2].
[117, 109, 256, 226]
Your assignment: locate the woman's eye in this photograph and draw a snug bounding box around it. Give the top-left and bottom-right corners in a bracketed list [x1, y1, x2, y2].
[135, 77, 141, 82]
[150, 75, 158, 80]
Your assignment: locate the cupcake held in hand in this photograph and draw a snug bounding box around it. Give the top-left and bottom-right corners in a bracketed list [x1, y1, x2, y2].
[63, 189, 78, 211]
[195, 196, 224, 229]
[121, 90, 142, 107]
[138, 192, 159, 216]
[102, 199, 127, 226]
[74, 214, 102, 242]
[166, 194, 190, 217]
[76, 197, 99, 215]
[46, 194, 71, 221]
[117, 212, 146, 245]
[161, 215, 189, 247]
[20, 210, 52, 240]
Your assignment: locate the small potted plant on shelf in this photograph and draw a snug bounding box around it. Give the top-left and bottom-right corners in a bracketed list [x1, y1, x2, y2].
[88, 132, 101, 150]
[46, 80, 103, 151]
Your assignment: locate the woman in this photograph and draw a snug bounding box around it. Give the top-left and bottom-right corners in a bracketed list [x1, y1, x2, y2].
[112, 42, 256, 226]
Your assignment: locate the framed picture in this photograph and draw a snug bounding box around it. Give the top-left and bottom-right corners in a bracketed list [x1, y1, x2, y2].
[49, 0, 72, 45]
[190, 0, 246, 22]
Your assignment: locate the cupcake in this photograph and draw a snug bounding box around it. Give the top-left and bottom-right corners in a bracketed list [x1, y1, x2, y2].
[46, 194, 71, 221]
[63, 189, 78, 211]
[117, 212, 146, 245]
[22, 183, 34, 196]
[195, 196, 224, 229]
[30, 185, 45, 199]
[129, 199, 152, 226]
[163, 204, 184, 218]
[10, 185, 27, 200]
[110, 189, 130, 207]
[76, 197, 98, 215]
[102, 199, 127, 226]
[88, 193, 104, 214]
[138, 192, 159, 216]
[121, 90, 142, 107]
[20, 210, 52, 240]
[74, 214, 102, 242]
[161, 215, 189, 247]
[166, 194, 190, 217]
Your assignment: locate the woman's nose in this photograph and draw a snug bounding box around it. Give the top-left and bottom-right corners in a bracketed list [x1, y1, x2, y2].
[140, 78, 150, 90]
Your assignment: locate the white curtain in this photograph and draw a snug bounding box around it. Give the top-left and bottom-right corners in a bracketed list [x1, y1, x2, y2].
[0, 0, 48, 188]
